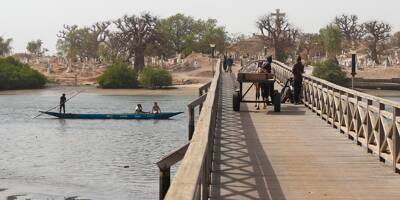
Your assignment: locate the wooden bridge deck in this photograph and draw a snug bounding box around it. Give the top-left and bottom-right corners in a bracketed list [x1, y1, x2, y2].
[211, 73, 400, 200]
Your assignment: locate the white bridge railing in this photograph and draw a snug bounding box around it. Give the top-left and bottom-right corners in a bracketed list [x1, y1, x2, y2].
[272, 60, 400, 173]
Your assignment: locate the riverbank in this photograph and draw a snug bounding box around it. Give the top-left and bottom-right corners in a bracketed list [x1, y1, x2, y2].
[0, 84, 201, 97]
[358, 89, 400, 99]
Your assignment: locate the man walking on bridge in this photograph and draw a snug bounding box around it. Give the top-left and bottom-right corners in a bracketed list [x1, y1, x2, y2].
[226, 55, 234, 73]
[292, 56, 304, 104]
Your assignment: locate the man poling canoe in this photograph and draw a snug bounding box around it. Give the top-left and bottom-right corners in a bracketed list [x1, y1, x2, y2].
[59, 93, 67, 113]
[33, 90, 85, 119]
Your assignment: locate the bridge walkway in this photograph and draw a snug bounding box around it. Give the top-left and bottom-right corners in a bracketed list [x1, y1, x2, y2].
[210, 72, 400, 200]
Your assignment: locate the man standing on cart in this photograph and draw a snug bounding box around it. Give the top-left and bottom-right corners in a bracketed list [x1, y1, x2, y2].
[292, 56, 305, 104]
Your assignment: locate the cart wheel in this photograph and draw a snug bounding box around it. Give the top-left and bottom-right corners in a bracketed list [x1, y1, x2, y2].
[273, 90, 281, 112]
[233, 91, 240, 111]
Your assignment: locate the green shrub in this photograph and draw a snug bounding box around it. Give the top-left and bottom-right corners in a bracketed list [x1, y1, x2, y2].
[312, 59, 349, 86]
[139, 66, 172, 89]
[97, 63, 139, 88]
[0, 56, 46, 90]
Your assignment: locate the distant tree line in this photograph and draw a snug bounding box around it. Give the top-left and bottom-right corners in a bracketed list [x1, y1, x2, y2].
[254, 12, 397, 65]
[56, 13, 228, 72]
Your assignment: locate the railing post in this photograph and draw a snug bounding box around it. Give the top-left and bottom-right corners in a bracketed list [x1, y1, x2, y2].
[393, 107, 400, 173]
[303, 79, 309, 106]
[332, 88, 337, 129]
[159, 167, 171, 200]
[188, 106, 195, 140]
[356, 96, 362, 145]
[366, 99, 373, 153]
[338, 91, 344, 133]
[346, 93, 352, 139]
[378, 103, 385, 162]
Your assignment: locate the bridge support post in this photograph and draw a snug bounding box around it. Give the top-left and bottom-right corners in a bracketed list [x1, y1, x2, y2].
[159, 167, 171, 200]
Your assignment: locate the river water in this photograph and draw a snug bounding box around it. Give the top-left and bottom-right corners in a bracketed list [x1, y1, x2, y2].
[0, 89, 193, 200]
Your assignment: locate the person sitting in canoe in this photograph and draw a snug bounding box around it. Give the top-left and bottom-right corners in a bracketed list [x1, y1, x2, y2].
[135, 104, 144, 113]
[59, 93, 66, 113]
[152, 102, 161, 114]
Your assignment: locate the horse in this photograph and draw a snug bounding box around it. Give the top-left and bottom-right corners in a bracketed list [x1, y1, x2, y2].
[255, 62, 267, 110]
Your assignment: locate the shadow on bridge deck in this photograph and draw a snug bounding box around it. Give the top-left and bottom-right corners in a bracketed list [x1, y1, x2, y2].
[211, 73, 286, 200]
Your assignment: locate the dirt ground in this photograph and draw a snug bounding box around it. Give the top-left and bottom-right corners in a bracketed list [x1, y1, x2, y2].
[344, 65, 400, 79]
[26, 53, 215, 86]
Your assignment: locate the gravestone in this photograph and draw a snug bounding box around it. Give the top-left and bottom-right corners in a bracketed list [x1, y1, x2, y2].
[66, 64, 72, 73]
[384, 56, 390, 68]
[47, 63, 52, 74]
[177, 53, 182, 64]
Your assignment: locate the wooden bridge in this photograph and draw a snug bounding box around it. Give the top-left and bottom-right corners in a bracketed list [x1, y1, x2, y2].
[157, 60, 400, 200]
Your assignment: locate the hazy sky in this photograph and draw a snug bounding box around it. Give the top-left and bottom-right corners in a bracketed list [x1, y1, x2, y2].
[1, 0, 399, 54]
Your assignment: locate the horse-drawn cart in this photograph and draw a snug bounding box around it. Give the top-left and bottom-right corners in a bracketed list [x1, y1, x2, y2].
[233, 71, 281, 112]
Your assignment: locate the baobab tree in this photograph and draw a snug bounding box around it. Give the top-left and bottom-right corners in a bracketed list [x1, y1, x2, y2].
[113, 13, 162, 71]
[298, 33, 322, 62]
[363, 20, 391, 64]
[334, 14, 364, 45]
[256, 9, 299, 61]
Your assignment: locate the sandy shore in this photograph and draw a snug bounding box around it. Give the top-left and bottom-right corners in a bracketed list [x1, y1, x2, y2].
[0, 84, 202, 96]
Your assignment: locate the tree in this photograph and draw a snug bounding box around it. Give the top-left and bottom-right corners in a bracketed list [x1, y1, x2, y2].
[298, 33, 322, 63]
[392, 31, 400, 48]
[160, 14, 196, 56]
[112, 13, 162, 72]
[333, 14, 364, 45]
[228, 33, 248, 44]
[363, 21, 391, 64]
[26, 39, 44, 56]
[312, 59, 349, 86]
[158, 15, 228, 57]
[0, 57, 46, 89]
[319, 25, 342, 59]
[194, 18, 228, 54]
[0, 37, 12, 56]
[256, 11, 299, 61]
[58, 22, 110, 61]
